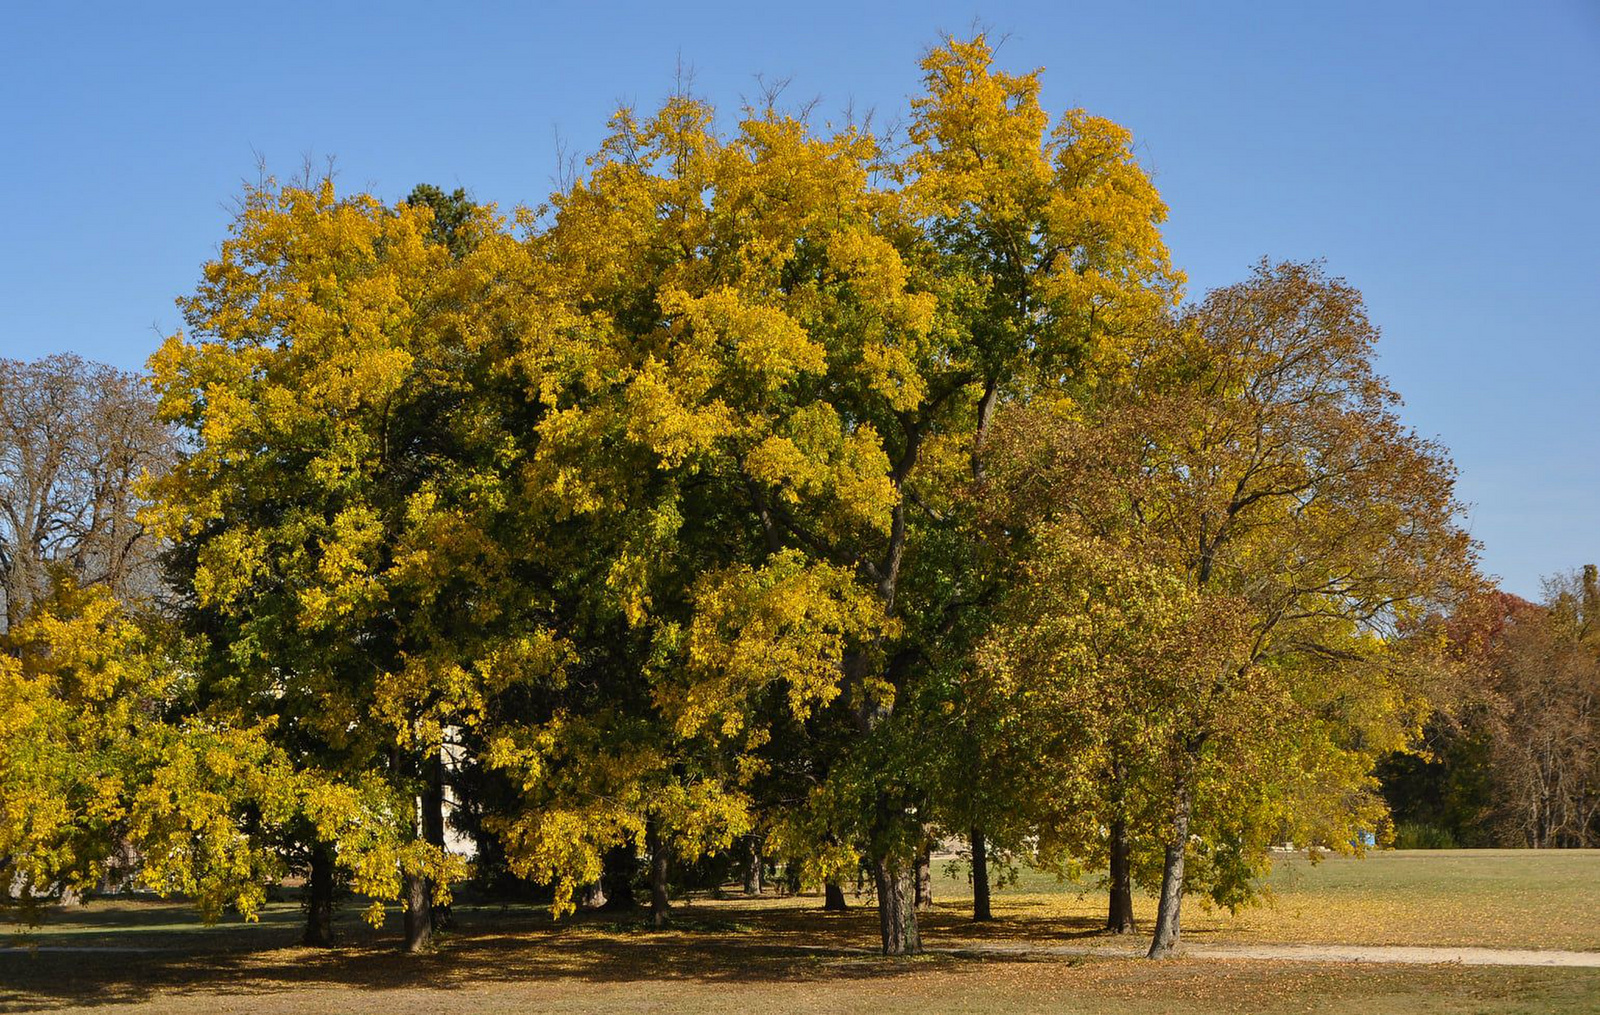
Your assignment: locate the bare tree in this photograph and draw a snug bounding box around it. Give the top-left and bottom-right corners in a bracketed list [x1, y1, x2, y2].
[0, 354, 174, 629]
[1486, 567, 1600, 847]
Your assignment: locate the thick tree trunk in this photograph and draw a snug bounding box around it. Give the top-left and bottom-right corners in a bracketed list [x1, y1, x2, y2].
[1146, 776, 1193, 958]
[873, 854, 921, 955]
[1106, 815, 1137, 934]
[970, 826, 992, 922]
[600, 845, 638, 911]
[403, 870, 432, 952]
[824, 881, 849, 911]
[914, 845, 933, 913]
[580, 880, 607, 910]
[742, 835, 764, 895]
[646, 820, 670, 927]
[421, 752, 451, 931]
[302, 842, 336, 947]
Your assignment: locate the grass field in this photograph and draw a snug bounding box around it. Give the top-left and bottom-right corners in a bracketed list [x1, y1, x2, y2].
[915, 848, 1600, 951]
[4, 850, 1598, 1014]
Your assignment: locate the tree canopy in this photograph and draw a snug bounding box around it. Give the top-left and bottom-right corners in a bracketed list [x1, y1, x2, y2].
[0, 35, 1495, 963]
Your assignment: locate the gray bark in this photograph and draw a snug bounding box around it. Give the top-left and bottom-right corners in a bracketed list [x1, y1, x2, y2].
[1146, 775, 1193, 958]
[403, 870, 432, 952]
[914, 845, 933, 913]
[742, 835, 764, 895]
[1106, 815, 1137, 934]
[873, 854, 921, 955]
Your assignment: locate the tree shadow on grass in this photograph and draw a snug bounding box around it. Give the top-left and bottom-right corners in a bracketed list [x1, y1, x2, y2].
[0, 898, 1092, 1012]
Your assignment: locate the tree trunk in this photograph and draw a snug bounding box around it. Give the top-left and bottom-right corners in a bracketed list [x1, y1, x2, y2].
[580, 880, 607, 910]
[742, 835, 764, 895]
[970, 826, 992, 922]
[403, 869, 432, 952]
[824, 881, 849, 911]
[1147, 776, 1193, 958]
[600, 844, 638, 911]
[302, 842, 336, 947]
[646, 820, 670, 927]
[914, 844, 933, 913]
[1106, 815, 1137, 934]
[873, 853, 921, 955]
[421, 751, 451, 931]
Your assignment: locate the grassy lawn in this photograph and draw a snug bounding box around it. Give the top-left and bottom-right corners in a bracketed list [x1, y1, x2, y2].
[4, 850, 1599, 1013]
[910, 848, 1600, 951]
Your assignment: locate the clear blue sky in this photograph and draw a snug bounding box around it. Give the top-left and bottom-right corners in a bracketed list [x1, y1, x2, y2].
[3, 1, 1596, 597]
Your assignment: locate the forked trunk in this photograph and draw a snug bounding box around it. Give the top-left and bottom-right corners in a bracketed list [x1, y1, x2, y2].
[824, 881, 849, 911]
[403, 870, 432, 952]
[914, 845, 933, 913]
[970, 826, 992, 922]
[1106, 815, 1136, 934]
[1146, 776, 1193, 958]
[873, 853, 921, 955]
[647, 820, 671, 926]
[302, 842, 336, 947]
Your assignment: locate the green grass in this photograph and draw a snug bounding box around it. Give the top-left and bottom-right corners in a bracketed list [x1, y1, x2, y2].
[4, 850, 1599, 1014]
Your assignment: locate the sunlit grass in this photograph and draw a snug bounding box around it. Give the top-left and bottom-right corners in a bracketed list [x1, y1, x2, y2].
[899, 848, 1600, 951]
[5, 850, 1599, 1014]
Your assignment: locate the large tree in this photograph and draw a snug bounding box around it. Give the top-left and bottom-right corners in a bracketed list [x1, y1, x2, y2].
[981, 261, 1478, 957]
[149, 178, 514, 949]
[0, 354, 173, 630]
[497, 35, 1177, 954]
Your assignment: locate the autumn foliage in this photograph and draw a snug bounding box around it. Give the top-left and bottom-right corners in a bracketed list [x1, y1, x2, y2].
[0, 36, 1496, 962]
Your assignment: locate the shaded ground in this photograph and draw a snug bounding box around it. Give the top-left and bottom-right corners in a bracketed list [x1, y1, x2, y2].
[4, 850, 1599, 1013]
[5, 918, 1599, 1015]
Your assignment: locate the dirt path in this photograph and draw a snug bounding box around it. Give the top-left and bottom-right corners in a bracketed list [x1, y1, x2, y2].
[946, 940, 1600, 967]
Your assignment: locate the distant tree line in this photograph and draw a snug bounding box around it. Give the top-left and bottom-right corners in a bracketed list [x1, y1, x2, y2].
[2, 37, 1488, 961]
[1380, 570, 1600, 849]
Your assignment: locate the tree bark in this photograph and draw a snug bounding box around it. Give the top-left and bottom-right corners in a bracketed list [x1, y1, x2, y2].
[646, 820, 670, 927]
[970, 826, 992, 922]
[873, 853, 921, 955]
[824, 881, 849, 911]
[302, 842, 336, 947]
[421, 751, 451, 930]
[1106, 815, 1137, 934]
[1146, 775, 1193, 958]
[914, 844, 933, 913]
[742, 835, 764, 895]
[403, 869, 432, 952]
[580, 880, 607, 910]
[600, 844, 638, 911]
